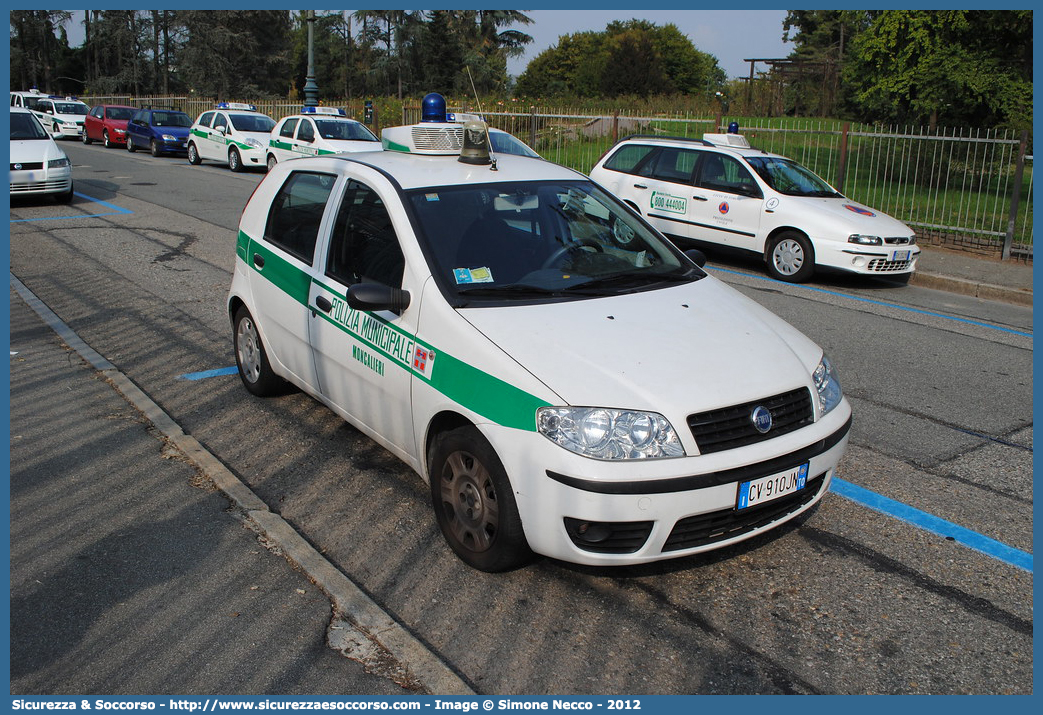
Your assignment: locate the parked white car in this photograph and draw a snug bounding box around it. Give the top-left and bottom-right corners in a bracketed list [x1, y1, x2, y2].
[267, 106, 380, 170]
[10, 107, 73, 202]
[227, 101, 851, 571]
[188, 103, 275, 171]
[589, 132, 919, 282]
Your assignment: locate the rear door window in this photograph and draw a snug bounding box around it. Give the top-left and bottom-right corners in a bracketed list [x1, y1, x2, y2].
[264, 172, 338, 265]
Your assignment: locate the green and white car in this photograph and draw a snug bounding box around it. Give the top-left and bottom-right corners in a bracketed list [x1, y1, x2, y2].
[266, 106, 380, 171]
[227, 105, 851, 571]
[188, 102, 275, 172]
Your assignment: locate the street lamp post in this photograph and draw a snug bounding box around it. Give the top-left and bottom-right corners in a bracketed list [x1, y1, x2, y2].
[303, 10, 319, 106]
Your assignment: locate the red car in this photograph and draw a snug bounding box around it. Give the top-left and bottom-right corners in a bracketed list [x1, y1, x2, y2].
[82, 104, 136, 148]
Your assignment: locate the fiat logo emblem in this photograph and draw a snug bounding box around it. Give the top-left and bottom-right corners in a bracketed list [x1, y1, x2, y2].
[751, 405, 773, 434]
[14, 163, 22, 170]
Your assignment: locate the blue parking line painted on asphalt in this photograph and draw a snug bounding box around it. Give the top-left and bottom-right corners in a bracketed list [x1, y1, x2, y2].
[830, 478, 1033, 572]
[709, 266, 1033, 338]
[10, 191, 134, 223]
[178, 366, 239, 381]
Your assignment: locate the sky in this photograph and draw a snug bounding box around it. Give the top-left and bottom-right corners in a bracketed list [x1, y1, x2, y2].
[59, 8, 793, 83]
[508, 10, 794, 80]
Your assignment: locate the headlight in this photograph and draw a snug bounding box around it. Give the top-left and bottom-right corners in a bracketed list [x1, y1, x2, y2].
[244, 138, 263, 148]
[161, 134, 177, 142]
[47, 157, 70, 168]
[537, 406, 685, 460]
[908, 235, 917, 245]
[848, 234, 882, 245]
[813, 355, 843, 416]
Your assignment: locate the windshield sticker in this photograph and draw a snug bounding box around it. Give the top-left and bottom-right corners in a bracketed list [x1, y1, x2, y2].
[650, 191, 687, 214]
[844, 204, 876, 217]
[454, 267, 494, 284]
[425, 193, 440, 202]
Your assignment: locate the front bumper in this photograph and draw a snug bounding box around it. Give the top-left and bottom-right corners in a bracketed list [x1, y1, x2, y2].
[485, 400, 852, 566]
[10, 166, 72, 196]
[817, 240, 921, 276]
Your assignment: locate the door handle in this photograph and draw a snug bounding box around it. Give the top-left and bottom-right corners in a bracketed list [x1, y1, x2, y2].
[252, 253, 265, 268]
[633, 183, 648, 190]
[315, 296, 333, 313]
[692, 195, 708, 202]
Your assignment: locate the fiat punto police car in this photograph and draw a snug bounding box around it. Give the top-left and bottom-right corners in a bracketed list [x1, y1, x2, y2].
[188, 102, 275, 171]
[31, 96, 90, 140]
[228, 97, 851, 571]
[267, 106, 380, 170]
[589, 131, 919, 282]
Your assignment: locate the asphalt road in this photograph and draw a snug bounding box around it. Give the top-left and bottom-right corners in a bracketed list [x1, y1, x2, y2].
[8, 140, 1034, 695]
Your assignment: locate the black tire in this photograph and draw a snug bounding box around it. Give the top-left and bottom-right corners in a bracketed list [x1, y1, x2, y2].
[187, 142, 201, 165]
[228, 147, 243, 172]
[233, 307, 284, 397]
[266, 154, 277, 172]
[81, 131, 92, 145]
[103, 130, 112, 148]
[766, 231, 815, 283]
[429, 426, 533, 572]
[126, 137, 136, 152]
[150, 139, 161, 157]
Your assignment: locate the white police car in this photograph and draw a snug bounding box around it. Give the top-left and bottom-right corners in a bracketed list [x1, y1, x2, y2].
[266, 106, 380, 170]
[227, 94, 851, 571]
[188, 102, 275, 171]
[589, 130, 919, 282]
[30, 95, 90, 140]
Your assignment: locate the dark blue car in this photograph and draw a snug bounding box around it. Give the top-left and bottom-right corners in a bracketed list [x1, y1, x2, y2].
[125, 107, 192, 156]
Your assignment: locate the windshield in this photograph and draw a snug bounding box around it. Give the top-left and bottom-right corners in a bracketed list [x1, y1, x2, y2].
[744, 156, 841, 198]
[54, 102, 88, 115]
[409, 181, 703, 305]
[230, 114, 276, 133]
[314, 118, 378, 142]
[490, 131, 540, 158]
[107, 107, 135, 120]
[152, 111, 192, 128]
[10, 112, 49, 140]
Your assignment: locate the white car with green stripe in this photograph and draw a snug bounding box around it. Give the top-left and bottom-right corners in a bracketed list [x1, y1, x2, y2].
[187, 102, 275, 172]
[266, 106, 380, 171]
[227, 103, 851, 571]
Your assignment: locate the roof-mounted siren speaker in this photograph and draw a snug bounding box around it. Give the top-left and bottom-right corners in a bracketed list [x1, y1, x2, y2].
[458, 115, 491, 165]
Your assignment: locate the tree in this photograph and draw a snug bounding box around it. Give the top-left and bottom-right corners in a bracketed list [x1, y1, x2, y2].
[10, 11, 73, 92]
[178, 11, 292, 98]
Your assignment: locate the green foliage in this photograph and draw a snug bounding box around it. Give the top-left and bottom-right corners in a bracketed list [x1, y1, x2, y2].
[514, 19, 724, 99]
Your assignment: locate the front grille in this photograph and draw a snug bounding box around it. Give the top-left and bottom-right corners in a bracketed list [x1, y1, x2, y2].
[11, 162, 43, 171]
[687, 388, 813, 454]
[868, 258, 914, 273]
[662, 474, 825, 552]
[10, 179, 69, 193]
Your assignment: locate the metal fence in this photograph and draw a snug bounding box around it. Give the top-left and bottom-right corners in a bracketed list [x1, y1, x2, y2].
[83, 95, 1033, 260]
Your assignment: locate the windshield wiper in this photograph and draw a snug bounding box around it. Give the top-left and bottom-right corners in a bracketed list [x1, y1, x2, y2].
[455, 283, 563, 297]
[563, 270, 699, 294]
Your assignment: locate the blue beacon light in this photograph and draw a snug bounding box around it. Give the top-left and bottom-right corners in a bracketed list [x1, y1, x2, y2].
[421, 93, 448, 123]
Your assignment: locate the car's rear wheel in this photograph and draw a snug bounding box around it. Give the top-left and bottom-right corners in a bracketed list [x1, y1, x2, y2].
[228, 147, 243, 172]
[150, 139, 161, 157]
[233, 307, 284, 397]
[766, 231, 815, 283]
[429, 426, 533, 572]
[187, 142, 201, 165]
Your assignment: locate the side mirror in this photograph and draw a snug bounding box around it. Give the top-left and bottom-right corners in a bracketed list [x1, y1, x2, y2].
[684, 248, 707, 267]
[347, 283, 411, 312]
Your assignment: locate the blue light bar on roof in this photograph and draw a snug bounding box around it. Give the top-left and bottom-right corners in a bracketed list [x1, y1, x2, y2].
[301, 106, 346, 116]
[217, 102, 257, 111]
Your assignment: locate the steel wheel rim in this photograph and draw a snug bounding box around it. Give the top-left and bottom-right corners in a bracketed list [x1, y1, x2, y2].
[772, 238, 805, 276]
[236, 317, 262, 383]
[439, 451, 498, 553]
[229, 150, 240, 170]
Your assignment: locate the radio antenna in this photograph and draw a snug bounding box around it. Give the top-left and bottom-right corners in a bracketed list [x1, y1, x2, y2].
[466, 67, 497, 169]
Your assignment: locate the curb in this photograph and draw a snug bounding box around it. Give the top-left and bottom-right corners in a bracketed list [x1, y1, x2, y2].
[908, 271, 1033, 307]
[10, 273, 475, 697]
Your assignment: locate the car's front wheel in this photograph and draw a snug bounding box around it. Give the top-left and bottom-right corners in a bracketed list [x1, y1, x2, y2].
[266, 154, 277, 172]
[103, 130, 112, 148]
[126, 136, 136, 152]
[233, 307, 284, 397]
[766, 231, 815, 283]
[187, 142, 201, 165]
[150, 139, 161, 157]
[55, 182, 74, 204]
[429, 426, 533, 572]
[228, 147, 243, 172]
